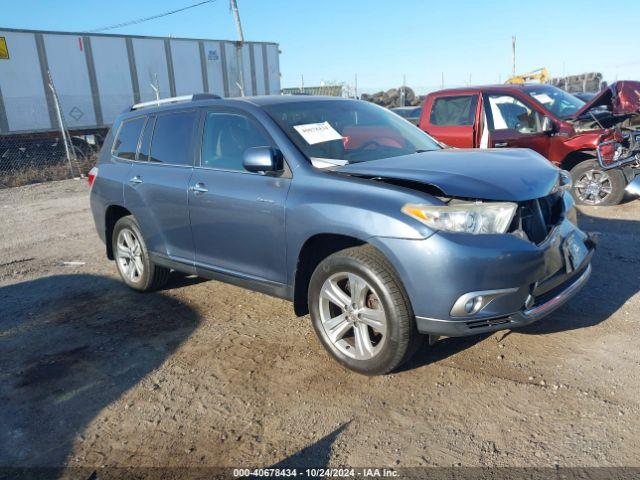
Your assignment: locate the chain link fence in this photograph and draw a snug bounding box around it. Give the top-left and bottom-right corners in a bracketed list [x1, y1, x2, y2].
[0, 133, 101, 189]
[0, 68, 106, 189]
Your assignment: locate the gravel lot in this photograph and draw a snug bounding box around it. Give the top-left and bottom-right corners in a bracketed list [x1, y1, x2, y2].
[1, 179, 639, 470]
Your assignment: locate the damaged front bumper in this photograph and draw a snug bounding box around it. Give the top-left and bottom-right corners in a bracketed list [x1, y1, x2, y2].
[370, 213, 596, 337]
[596, 129, 640, 170]
[415, 262, 592, 337]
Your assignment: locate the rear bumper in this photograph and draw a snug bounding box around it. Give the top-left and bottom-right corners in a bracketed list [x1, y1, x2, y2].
[415, 263, 591, 336]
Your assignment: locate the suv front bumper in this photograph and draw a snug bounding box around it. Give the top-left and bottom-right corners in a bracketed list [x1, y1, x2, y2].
[370, 216, 595, 337]
[415, 262, 591, 336]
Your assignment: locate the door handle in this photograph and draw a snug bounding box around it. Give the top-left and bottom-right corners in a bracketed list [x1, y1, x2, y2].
[129, 175, 143, 184]
[188, 182, 208, 194]
[494, 142, 509, 147]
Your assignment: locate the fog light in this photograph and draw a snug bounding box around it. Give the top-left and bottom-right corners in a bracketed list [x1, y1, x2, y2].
[465, 296, 484, 314]
[450, 287, 519, 317]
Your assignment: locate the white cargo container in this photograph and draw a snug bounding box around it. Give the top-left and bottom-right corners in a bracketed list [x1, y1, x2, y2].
[0, 28, 281, 135]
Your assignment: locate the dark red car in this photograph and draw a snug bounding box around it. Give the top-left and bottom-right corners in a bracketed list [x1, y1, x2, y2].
[419, 82, 640, 205]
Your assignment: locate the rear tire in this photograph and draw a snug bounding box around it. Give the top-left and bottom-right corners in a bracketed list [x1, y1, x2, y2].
[570, 159, 626, 206]
[308, 245, 421, 375]
[112, 216, 170, 292]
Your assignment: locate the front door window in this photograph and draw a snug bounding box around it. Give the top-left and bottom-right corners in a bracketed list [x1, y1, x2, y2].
[487, 95, 544, 134]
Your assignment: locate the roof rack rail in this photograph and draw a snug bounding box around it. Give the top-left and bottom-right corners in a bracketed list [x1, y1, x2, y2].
[192, 93, 222, 101]
[131, 93, 222, 111]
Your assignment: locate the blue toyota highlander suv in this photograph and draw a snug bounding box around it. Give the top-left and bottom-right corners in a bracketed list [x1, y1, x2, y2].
[89, 94, 595, 375]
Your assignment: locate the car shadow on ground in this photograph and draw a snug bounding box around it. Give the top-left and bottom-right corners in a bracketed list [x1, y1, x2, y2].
[402, 211, 640, 370]
[0, 274, 200, 473]
[163, 272, 208, 290]
[269, 422, 350, 469]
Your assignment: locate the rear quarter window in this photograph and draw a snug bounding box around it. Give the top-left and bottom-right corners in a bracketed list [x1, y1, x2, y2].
[112, 117, 145, 159]
[430, 95, 478, 126]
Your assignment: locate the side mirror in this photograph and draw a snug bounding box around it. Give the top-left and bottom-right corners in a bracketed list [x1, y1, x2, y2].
[541, 115, 555, 133]
[242, 146, 284, 174]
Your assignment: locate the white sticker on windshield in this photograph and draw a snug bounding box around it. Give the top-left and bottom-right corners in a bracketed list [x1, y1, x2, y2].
[532, 93, 553, 104]
[293, 122, 343, 145]
[310, 157, 349, 168]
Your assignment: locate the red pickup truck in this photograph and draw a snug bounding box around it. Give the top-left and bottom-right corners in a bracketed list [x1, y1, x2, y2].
[419, 82, 640, 205]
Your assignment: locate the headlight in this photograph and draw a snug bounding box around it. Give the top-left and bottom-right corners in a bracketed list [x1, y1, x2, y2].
[401, 202, 517, 234]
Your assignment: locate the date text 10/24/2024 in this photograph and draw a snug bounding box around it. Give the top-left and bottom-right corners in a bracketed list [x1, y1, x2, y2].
[233, 468, 399, 478]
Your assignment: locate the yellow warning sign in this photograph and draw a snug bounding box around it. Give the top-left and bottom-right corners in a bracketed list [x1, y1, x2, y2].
[0, 37, 8, 59]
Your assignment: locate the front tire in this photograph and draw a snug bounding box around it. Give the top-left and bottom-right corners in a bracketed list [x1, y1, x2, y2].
[112, 216, 170, 292]
[308, 245, 420, 375]
[570, 159, 626, 206]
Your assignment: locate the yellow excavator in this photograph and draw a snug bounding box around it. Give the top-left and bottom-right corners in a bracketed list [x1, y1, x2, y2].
[506, 68, 549, 85]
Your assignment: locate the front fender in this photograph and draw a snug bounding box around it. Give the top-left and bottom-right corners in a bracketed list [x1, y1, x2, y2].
[551, 132, 600, 165]
[284, 173, 438, 285]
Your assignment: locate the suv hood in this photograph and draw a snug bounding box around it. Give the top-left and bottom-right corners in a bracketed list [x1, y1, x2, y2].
[570, 81, 640, 118]
[336, 148, 560, 202]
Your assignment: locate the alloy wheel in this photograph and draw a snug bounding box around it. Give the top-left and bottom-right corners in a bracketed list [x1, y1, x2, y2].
[116, 228, 144, 283]
[318, 272, 387, 360]
[574, 169, 613, 205]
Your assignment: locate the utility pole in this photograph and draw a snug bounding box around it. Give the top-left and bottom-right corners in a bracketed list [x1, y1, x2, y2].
[511, 36, 516, 77]
[230, 0, 245, 95]
[230, 0, 244, 42]
[354, 73, 358, 99]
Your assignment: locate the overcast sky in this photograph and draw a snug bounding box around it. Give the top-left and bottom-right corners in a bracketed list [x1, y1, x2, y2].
[3, 0, 639, 94]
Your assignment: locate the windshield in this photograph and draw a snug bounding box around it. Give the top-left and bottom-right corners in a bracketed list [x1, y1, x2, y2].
[263, 99, 440, 166]
[525, 85, 585, 118]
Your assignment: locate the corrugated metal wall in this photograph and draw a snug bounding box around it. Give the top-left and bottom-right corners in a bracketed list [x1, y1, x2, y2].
[0, 28, 281, 134]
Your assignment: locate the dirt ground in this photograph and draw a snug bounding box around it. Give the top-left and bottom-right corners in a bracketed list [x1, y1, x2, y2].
[1, 179, 639, 471]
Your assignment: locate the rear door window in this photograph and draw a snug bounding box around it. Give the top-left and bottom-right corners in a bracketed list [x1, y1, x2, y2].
[430, 95, 478, 126]
[149, 111, 199, 165]
[112, 117, 145, 159]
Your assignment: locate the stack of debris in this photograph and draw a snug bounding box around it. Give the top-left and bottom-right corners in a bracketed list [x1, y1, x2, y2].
[360, 87, 423, 108]
[281, 85, 344, 97]
[549, 72, 606, 94]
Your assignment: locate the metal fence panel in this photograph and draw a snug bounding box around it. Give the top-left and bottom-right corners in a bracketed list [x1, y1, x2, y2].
[170, 40, 204, 96]
[223, 42, 241, 97]
[43, 33, 97, 129]
[132, 37, 171, 102]
[91, 35, 134, 125]
[1, 28, 281, 138]
[266, 44, 280, 95]
[202, 41, 226, 97]
[252, 43, 266, 95]
[0, 31, 51, 133]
